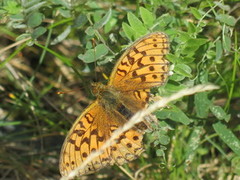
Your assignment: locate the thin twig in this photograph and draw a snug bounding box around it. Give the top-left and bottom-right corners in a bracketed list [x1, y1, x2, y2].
[118, 166, 135, 180]
[0, 37, 31, 55]
[134, 164, 153, 179]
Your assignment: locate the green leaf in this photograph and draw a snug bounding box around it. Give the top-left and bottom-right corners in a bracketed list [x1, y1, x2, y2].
[97, 56, 114, 66]
[78, 44, 109, 63]
[92, 10, 103, 22]
[213, 122, 240, 156]
[199, 70, 209, 83]
[51, 26, 71, 45]
[214, 1, 230, 11]
[58, 8, 71, 18]
[85, 26, 95, 36]
[93, 9, 112, 29]
[215, 39, 223, 62]
[27, 12, 44, 28]
[156, 149, 164, 157]
[156, 105, 191, 125]
[12, 22, 26, 29]
[216, 14, 236, 26]
[73, 14, 88, 28]
[52, 0, 70, 8]
[181, 56, 195, 64]
[31, 26, 46, 39]
[24, 1, 47, 14]
[185, 126, 204, 166]
[166, 53, 177, 63]
[127, 12, 147, 36]
[194, 92, 212, 118]
[231, 156, 240, 175]
[140, 7, 155, 28]
[9, 14, 24, 21]
[187, 38, 208, 47]
[3, 0, 21, 14]
[169, 73, 185, 81]
[190, 7, 202, 20]
[187, 22, 197, 34]
[104, 17, 117, 33]
[164, 83, 187, 93]
[178, 31, 191, 42]
[16, 33, 31, 41]
[174, 64, 192, 77]
[156, 13, 173, 29]
[182, 38, 208, 55]
[159, 134, 170, 145]
[122, 22, 135, 41]
[223, 33, 231, 52]
[210, 105, 231, 122]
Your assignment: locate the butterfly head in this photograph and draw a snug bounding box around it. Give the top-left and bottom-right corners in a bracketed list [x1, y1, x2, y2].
[92, 82, 111, 96]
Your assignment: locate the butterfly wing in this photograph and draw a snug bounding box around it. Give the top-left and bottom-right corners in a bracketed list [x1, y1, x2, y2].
[59, 101, 144, 177]
[108, 32, 169, 91]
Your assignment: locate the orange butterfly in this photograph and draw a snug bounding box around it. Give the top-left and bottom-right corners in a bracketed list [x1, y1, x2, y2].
[59, 32, 169, 177]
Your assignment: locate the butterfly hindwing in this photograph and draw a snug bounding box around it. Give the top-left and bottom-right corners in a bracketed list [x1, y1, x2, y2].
[59, 101, 143, 176]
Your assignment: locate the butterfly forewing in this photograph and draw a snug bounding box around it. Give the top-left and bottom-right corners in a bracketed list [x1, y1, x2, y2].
[108, 32, 169, 91]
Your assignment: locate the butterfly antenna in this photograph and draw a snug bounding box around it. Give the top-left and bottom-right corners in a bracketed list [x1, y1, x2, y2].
[56, 89, 82, 95]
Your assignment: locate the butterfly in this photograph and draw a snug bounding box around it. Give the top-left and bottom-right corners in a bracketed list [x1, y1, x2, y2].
[59, 32, 170, 177]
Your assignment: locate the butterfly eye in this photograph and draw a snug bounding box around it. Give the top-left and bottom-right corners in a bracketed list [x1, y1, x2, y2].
[91, 84, 98, 95]
[91, 82, 102, 95]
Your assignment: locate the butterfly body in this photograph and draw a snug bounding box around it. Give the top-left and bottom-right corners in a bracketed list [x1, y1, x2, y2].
[93, 82, 144, 119]
[59, 32, 169, 177]
[95, 82, 152, 133]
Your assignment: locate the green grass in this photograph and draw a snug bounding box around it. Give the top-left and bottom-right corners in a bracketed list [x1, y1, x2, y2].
[0, 0, 239, 179]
